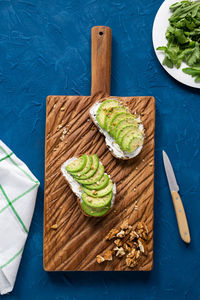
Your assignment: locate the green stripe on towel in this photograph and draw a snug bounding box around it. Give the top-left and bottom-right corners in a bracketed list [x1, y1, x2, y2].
[0, 152, 13, 162]
[0, 185, 28, 234]
[0, 183, 38, 214]
[0, 247, 23, 269]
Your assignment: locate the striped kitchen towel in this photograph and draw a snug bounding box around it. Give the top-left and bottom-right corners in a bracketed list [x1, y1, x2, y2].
[0, 140, 39, 295]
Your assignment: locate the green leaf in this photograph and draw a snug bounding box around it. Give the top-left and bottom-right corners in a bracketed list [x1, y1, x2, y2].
[182, 66, 200, 76]
[156, 46, 167, 51]
[157, 0, 200, 82]
[163, 56, 174, 68]
[183, 43, 200, 66]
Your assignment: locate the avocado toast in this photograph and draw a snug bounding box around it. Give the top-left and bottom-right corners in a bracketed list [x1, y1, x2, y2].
[90, 98, 144, 160]
[61, 154, 116, 217]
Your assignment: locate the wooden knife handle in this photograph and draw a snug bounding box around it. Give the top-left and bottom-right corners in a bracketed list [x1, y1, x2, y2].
[171, 191, 191, 243]
[91, 26, 112, 97]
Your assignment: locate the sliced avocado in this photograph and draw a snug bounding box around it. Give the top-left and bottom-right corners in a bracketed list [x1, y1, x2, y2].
[83, 174, 109, 191]
[96, 99, 120, 129]
[75, 154, 99, 180]
[127, 135, 143, 153]
[83, 179, 113, 198]
[104, 106, 127, 131]
[77, 163, 104, 185]
[73, 155, 93, 177]
[110, 113, 138, 137]
[81, 201, 111, 217]
[66, 154, 87, 173]
[115, 117, 140, 137]
[121, 131, 142, 151]
[82, 191, 112, 208]
[109, 113, 129, 136]
[115, 125, 142, 145]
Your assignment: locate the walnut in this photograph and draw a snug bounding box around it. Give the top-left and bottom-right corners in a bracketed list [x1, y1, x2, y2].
[114, 247, 126, 257]
[129, 230, 139, 241]
[127, 248, 136, 258]
[137, 222, 144, 230]
[105, 228, 119, 240]
[126, 257, 138, 268]
[126, 240, 135, 248]
[114, 239, 123, 247]
[120, 219, 129, 230]
[116, 230, 125, 238]
[50, 224, 58, 230]
[126, 249, 142, 268]
[136, 222, 149, 240]
[126, 257, 135, 267]
[123, 243, 132, 252]
[103, 250, 113, 261]
[96, 255, 105, 264]
[124, 225, 132, 235]
[137, 238, 148, 256]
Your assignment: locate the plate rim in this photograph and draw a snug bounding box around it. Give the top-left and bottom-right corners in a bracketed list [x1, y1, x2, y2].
[152, 0, 200, 89]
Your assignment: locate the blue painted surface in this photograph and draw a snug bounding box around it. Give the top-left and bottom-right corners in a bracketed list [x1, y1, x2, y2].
[0, 0, 200, 299]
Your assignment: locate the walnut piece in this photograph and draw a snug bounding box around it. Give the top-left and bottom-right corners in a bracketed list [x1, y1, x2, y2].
[103, 250, 113, 261]
[114, 239, 123, 247]
[116, 230, 125, 238]
[129, 230, 139, 241]
[105, 228, 119, 240]
[96, 255, 105, 264]
[50, 224, 58, 230]
[136, 222, 149, 240]
[123, 243, 132, 252]
[126, 249, 142, 268]
[114, 247, 126, 257]
[120, 219, 129, 230]
[124, 225, 132, 235]
[137, 238, 148, 256]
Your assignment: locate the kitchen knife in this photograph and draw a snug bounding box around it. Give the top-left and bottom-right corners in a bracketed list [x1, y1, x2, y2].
[162, 150, 191, 243]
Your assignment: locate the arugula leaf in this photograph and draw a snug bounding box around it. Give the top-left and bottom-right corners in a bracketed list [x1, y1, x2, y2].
[157, 0, 200, 82]
[182, 66, 200, 81]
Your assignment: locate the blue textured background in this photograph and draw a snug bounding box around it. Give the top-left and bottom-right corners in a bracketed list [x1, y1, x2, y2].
[0, 0, 200, 299]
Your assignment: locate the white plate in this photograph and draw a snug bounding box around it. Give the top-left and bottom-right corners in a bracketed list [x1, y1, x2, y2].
[152, 0, 200, 89]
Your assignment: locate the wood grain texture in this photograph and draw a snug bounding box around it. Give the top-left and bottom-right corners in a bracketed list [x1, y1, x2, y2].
[44, 94, 155, 271]
[91, 26, 112, 96]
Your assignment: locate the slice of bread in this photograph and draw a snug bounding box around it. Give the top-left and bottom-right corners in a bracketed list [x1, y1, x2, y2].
[90, 98, 145, 160]
[61, 157, 116, 218]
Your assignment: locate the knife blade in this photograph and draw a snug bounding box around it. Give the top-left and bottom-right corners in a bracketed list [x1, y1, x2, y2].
[162, 150, 191, 244]
[163, 151, 179, 192]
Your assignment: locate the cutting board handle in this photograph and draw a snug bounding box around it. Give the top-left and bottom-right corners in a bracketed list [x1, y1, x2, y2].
[91, 26, 112, 97]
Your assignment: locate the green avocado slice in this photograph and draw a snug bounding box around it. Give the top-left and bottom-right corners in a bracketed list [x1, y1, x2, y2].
[127, 135, 143, 153]
[77, 163, 104, 185]
[66, 154, 87, 173]
[81, 201, 111, 217]
[115, 117, 140, 137]
[104, 106, 128, 131]
[121, 131, 143, 151]
[115, 125, 142, 145]
[75, 154, 99, 180]
[82, 191, 112, 208]
[96, 99, 120, 129]
[110, 113, 137, 137]
[83, 174, 109, 190]
[73, 155, 93, 177]
[83, 179, 113, 198]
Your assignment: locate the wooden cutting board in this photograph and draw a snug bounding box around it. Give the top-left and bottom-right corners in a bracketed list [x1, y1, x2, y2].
[44, 26, 155, 271]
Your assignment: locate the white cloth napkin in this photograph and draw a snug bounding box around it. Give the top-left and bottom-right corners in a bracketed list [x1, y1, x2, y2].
[0, 140, 39, 295]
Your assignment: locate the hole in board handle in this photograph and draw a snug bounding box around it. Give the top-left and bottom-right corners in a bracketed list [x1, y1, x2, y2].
[99, 32, 103, 36]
